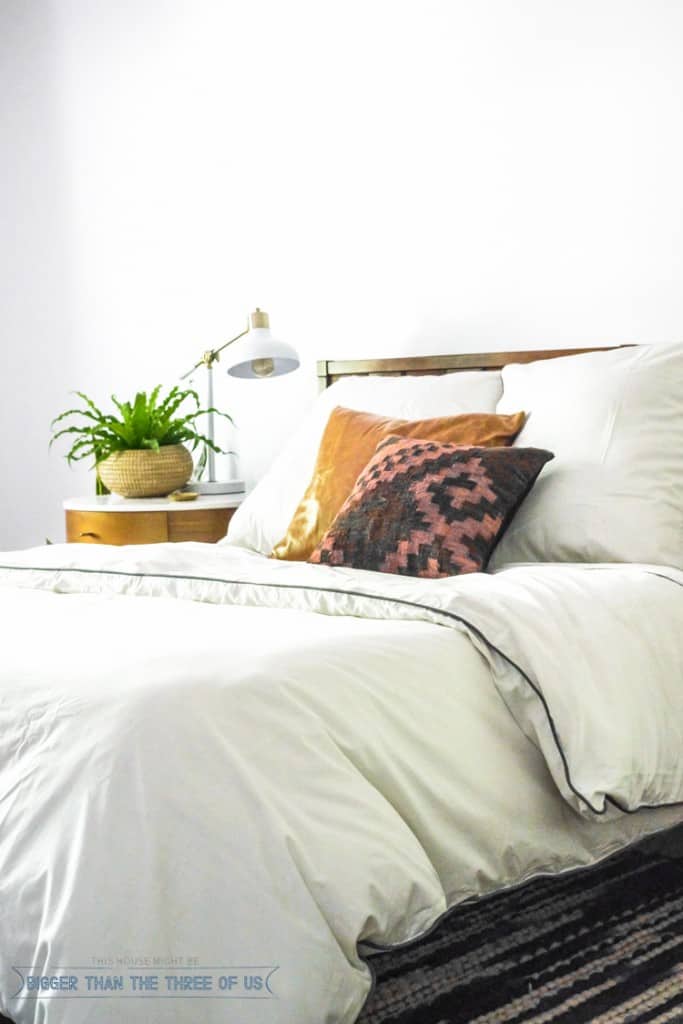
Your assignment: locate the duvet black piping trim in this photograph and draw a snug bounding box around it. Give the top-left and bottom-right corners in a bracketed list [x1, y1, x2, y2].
[358, 817, 683, 954]
[1, 563, 682, 818]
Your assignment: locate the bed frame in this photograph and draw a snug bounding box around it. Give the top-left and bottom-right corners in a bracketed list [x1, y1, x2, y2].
[316, 345, 631, 390]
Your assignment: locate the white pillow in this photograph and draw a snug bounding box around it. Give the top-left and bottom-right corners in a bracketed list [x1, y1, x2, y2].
[227, 370, 503, 554]
[491, 343, 683, 570]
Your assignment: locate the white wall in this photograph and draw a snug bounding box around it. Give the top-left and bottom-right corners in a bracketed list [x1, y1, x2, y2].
[2, 0, 682, 550]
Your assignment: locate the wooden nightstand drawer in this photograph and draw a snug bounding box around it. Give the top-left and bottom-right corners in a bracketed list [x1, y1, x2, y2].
[64, 496, 243, 546]
[66, 510, 168, 545]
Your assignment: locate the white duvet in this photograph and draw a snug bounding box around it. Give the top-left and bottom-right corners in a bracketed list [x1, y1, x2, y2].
[0, 542, 681, 1024]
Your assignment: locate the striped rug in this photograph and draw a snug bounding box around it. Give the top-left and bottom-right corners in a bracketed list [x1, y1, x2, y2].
[358, 844, 683, 1024]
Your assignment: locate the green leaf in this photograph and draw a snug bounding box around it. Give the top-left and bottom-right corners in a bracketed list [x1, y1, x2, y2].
[73, 391, 106, 419]
[50, 407, 103, 428]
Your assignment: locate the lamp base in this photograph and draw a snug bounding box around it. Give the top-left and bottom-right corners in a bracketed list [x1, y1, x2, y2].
[191, 480, 245, 495]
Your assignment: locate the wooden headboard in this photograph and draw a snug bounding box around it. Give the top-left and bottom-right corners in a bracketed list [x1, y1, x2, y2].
[316, 346, 631, 391]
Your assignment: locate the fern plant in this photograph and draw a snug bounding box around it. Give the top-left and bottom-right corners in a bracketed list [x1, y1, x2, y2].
[50, 386, 233, 468]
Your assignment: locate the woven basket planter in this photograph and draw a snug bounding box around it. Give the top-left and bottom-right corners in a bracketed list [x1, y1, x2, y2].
[97, 444, 193, 498]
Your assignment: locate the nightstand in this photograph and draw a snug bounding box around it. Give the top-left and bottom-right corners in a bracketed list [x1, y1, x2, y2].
[64, 494, 244, 545]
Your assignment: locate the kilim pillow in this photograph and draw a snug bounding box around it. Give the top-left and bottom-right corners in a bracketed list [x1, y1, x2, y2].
[272, 405, 526, 561]
[309, 436, 554, 578]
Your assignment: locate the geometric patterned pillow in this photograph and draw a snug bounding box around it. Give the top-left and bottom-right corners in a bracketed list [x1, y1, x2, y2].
[309, 436, 554, 579]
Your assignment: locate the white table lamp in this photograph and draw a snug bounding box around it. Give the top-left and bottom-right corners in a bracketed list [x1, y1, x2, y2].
[227, 309, 299, 379]
[182, 308, 300, 494]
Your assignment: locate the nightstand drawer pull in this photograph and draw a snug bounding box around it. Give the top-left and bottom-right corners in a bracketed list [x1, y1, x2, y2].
[79, 531, 99, 538]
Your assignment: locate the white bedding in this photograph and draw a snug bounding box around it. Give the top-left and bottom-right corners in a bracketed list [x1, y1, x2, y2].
[0, 542, 681, 1024]
[493, 342, 683, 569]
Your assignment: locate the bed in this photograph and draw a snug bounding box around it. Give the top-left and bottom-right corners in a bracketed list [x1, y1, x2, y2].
[0, 344, 682, 1024]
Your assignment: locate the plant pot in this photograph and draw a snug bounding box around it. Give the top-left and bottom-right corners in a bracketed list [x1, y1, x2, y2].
[97, 444, 193, 498]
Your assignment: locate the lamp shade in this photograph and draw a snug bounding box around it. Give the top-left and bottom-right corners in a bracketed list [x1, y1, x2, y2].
[226, 310, 300, 379]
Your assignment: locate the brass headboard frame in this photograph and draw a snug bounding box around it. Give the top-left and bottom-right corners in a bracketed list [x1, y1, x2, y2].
[316, 346, 632, 391]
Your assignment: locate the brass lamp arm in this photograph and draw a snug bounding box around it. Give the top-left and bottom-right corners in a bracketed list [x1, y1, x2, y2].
[180, 320, 250, 381]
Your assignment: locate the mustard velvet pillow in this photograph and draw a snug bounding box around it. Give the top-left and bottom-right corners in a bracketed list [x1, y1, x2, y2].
[272, 405, 526, 561]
